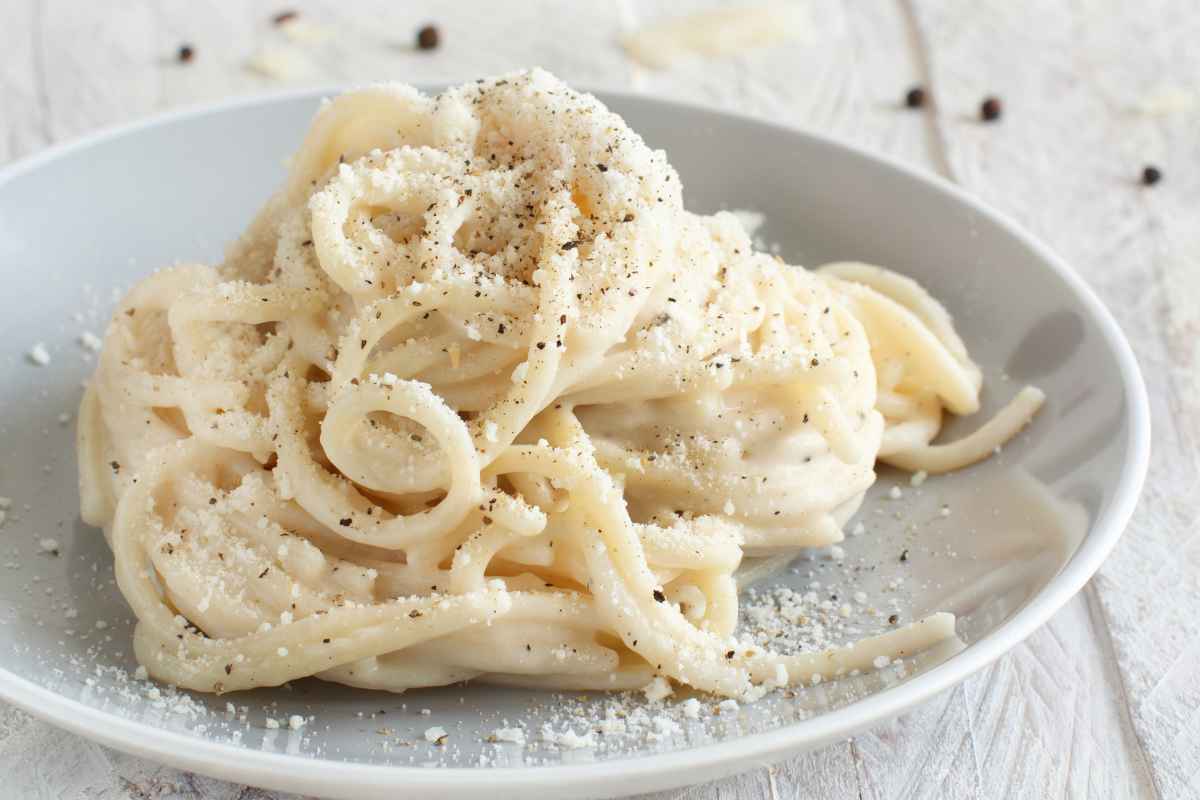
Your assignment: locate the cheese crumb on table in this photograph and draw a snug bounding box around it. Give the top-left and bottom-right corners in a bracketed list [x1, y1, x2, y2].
[28, 343, 51, 366]
[246, 46, 308, 80]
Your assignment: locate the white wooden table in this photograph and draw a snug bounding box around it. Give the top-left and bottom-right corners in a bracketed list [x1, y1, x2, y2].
[1, 2, 1194, 797]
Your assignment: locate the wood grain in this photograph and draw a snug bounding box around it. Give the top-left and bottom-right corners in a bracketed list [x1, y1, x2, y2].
[0, 1, 1184, 798]
[909, 1, 1197, 796]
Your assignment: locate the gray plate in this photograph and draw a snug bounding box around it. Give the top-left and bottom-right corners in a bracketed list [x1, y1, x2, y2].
[0, 88, 1149, 799]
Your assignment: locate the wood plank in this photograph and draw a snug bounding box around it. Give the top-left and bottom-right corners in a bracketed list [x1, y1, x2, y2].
[909, 0, 1198, 795]
[35, 0, 161, 145]
[0, 0, 48, 162]
[638, 768, 772, 800]
[959, 590, 1152, 799]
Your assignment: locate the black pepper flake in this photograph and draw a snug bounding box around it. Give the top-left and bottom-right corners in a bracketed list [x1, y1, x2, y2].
[208, 497, 217, 505]
[652, 589, 666, 603]
[1141, 165, 1162, 186]
[409, 609, 423, 618]
[177, 44, 194, 63]
[416, 24, 440, 51]
[497, 323, 506, 334]
[272, 9, 298, 25]
[225, 663, 233, 674]
[536, 341, 546, 350]
[904, 86, 926, 108]
[561, 241, 578, 251]
[323, 638, 331, 643]
[559, 314, 567, 324]
[725, 650, 735, 659]
[899, 549, 909, 562]
[258, 567, 270, 578]
[110, 460, 121, 473]
[980, 96, 1003, 122]
[623, 213, 635, 222]
[888, 614, 899, 625]
[596, 163, 608, 172]
[339, 517, 352, 526]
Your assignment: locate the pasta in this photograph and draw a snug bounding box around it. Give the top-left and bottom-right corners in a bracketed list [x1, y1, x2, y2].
[77, 70, 1042, 700]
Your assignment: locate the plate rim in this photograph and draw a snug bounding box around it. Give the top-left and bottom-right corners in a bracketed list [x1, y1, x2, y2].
[0, 85, 1152, 799]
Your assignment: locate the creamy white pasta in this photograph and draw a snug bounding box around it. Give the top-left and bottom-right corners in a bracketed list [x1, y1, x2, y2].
[77, 70, 1042, 699]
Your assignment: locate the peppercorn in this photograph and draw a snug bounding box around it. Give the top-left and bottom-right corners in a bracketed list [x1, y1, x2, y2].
[416, 24, 440, 51]
[904, 86, 926, 109]
[980, 96, 1003, 122]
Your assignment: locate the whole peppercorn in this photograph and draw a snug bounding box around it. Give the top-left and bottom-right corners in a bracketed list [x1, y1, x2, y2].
[980, 96, 1003, 122]
[416, 25, 440, 51]
[904, 86, 926, 109]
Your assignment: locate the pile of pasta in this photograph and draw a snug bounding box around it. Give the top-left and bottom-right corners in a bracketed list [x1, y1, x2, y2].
[78, 70, 1042, 698]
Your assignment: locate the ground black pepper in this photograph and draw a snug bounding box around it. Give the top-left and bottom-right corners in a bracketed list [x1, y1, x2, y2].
[177, 44, 194, 63]
[272, 10, 298, 25]
[905, 86, 926, 108]
[416, 24, 440, 51]
[980, 96, 1003, 122]
[1141, 165, 1162, 186]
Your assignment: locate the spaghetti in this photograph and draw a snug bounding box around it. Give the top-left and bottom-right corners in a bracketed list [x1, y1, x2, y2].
[78, 70, 1041, 699]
